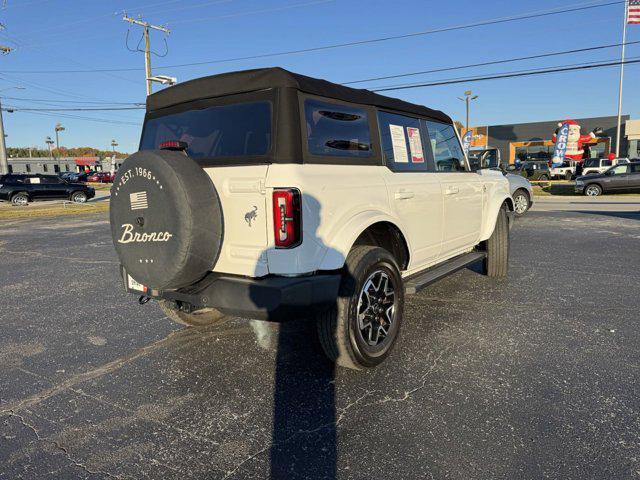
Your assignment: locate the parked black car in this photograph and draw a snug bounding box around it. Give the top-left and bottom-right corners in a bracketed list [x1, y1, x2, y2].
[575, 162, 640, 196]
[0, 174, 95, 205]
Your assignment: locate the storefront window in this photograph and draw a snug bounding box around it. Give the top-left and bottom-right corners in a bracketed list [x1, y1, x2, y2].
[515, 145, 552, 162]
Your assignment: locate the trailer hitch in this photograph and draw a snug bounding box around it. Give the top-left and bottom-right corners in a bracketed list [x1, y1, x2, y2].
[138, 295, 151, 305]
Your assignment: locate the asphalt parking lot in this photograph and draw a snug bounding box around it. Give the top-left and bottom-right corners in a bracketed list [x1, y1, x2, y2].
[1, 198, 639, 479]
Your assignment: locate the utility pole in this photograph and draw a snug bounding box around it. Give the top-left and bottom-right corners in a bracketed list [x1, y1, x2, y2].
[0, 23, 13, 56]
[0, 86, 24, 175]
[458, 91, 479, 133]
[122, 14, 170, 96]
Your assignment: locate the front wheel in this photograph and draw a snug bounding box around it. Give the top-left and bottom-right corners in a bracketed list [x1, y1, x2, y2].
[584, 184, 602, 196]
[539, 174, 549, 181]
[512, 189, 530, 216]
[158, 300, 226, 327]
[11, 192, 29, 206]
[481, 206, 509, 277]
[317, 246, 404, 370]
[71, 191, 87, 203]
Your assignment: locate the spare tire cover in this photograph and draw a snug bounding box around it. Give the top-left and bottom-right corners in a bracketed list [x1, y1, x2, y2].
[110, 150, 223, 290]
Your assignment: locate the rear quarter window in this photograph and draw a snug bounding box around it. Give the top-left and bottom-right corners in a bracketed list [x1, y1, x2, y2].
[304, 99, 372, 158]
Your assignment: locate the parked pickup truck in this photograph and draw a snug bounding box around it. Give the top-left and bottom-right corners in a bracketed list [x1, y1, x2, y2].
[109, 68, 514, 370]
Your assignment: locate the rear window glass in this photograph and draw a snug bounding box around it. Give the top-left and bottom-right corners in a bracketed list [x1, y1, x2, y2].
[140, 101, 271, 160]
[304, 99, 372, 158]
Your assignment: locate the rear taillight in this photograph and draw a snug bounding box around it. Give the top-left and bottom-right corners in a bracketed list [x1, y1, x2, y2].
[272, 188, 301, 248]
[159, 140, 188, 151]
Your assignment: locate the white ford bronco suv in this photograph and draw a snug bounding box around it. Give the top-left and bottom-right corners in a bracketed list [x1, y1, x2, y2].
[110, 68, 513, 370]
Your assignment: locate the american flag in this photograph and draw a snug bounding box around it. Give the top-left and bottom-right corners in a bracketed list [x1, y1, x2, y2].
[629, 0, 640, 25]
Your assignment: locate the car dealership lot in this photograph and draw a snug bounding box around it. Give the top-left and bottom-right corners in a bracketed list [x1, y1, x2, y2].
[1, 200, 639, 479]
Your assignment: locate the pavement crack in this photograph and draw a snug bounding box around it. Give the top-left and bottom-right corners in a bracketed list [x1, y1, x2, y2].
[0, 329, 204, 415]
[4, 409, 123, 479]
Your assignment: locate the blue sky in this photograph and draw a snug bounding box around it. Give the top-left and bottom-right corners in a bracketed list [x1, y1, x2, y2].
[0, 0, 638, 153]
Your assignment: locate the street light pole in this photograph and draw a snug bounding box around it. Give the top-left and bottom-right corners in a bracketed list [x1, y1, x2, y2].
[458, 90, 479, 133]
[0, 86, 25, 175]
[54, 123, 65, 150]
[45, 136, 54, 159]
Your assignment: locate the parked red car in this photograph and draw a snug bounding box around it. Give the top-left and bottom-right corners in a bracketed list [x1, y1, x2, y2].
[87, 172, 115, 183]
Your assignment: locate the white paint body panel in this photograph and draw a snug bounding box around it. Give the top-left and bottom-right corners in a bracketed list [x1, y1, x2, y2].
[206, 163, 510, 278]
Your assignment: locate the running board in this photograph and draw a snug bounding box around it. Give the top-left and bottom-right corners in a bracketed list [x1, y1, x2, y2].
[404, 251, 486, 295]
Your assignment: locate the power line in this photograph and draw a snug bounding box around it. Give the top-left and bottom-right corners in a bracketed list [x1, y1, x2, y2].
[5, 109, 141, 127]
[4, 106, 145, 111]
[372, 58, 640, 92]
[0, 0, 625, 74]
[1, 96, 144, 105]
[344, 40, 640, 85]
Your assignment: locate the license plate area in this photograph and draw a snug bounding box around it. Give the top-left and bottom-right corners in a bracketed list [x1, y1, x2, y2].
[127, 274, 147, 293]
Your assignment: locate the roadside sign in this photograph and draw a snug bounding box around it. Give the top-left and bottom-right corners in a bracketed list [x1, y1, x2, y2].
[462, 131, 472, 155]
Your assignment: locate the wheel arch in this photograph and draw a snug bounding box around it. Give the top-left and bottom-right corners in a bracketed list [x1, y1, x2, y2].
[11, 190, 31, 201]
[318, 212, 411, 271]
[480, 195, 513, 241]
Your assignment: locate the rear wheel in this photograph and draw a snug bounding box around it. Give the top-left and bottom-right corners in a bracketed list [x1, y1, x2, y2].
[539, 174, 549, 181]
[11, 192, 29, 206]
[584, 184, 602, 196]
[71, 191, 87, 203]
[565, 171, 573, 180]
[482, 205, 509, 277]
[317, 246, 404, 370]
[158, 300, 225, 327]
[512, 189, 530, 216]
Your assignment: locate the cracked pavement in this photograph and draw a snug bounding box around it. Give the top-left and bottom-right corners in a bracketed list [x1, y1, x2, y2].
[1, 203, 639, 479]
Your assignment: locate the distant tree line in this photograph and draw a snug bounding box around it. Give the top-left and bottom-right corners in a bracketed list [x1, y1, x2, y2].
[7, 146, 129, 158]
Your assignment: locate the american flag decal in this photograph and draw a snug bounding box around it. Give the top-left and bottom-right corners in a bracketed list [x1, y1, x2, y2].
[129, 191, 148, 211]
[629, 0, 640, 24]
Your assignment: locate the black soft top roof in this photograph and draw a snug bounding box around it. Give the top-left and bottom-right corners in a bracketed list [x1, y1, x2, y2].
[146, 67, 451, 124]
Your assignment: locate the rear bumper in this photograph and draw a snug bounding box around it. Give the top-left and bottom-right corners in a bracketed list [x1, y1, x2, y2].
[122, 267, 341, 322]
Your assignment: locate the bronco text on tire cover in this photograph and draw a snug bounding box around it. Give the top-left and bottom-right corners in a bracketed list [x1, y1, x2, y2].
[109, 149, 224, 290]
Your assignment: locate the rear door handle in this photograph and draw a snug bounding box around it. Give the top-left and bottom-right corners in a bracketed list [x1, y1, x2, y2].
[394, 190, 415, 200]
[445, 186, 459, 195]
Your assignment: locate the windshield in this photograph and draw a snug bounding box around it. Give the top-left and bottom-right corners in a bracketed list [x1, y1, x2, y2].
[140, 101, 272, 161]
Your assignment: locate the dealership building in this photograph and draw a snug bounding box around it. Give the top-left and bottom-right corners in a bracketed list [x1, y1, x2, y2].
[6, 156, 124, 175]
[467, 115, 639, 164]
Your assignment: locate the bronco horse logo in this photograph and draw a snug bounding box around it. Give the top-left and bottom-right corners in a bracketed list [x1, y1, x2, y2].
[245, 206, 258, 226]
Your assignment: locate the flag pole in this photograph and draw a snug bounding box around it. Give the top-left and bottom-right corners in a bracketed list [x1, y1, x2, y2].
[615, 0, 629, 157]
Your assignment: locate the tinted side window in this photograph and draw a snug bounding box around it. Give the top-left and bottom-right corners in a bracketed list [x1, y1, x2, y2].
[602, 159, 612, 167]
[304, 99, 372, 158]
[424, 121, 466, 172]
[377, 111, 427, 171]
[631, 164, 640, 173]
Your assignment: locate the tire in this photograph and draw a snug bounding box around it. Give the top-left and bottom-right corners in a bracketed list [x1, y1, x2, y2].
[512, 189, 530, 216]
[565, 171, 573, 180]
[158, 299, 225, 327]
[10, 192, 29, 206]
[316, 246, 404, 370]
[539, 174, 549, 181]
[584, 184, 602, 197]
[482, 205, 509, 277]
[71, 191, 87, 203]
